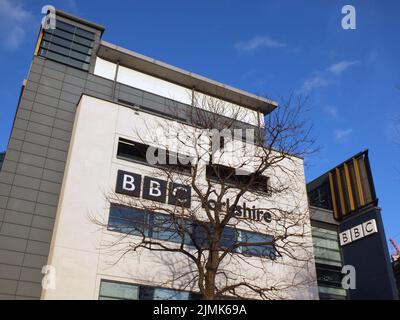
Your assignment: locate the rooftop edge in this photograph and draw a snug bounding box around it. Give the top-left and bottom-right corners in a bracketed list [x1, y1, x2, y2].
[97, 40, 278, 115]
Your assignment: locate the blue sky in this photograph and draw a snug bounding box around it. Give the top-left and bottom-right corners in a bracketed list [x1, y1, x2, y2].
[0, 1, 399, 248]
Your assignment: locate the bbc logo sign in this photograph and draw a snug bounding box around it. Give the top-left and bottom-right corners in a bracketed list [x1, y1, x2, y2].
[339, 219, 378, 246]
[115, 170, 191, 208]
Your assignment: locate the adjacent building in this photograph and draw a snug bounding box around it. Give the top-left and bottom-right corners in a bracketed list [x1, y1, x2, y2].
[308, 150, 398, 300]
[0, 9, 318, 300]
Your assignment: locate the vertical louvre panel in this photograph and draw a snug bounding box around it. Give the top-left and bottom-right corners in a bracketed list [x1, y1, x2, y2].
[343, 163, 355, 211]
[329, 151, 377, 221]
[328, 172, 339, 220]
[352, 157, 365, 206]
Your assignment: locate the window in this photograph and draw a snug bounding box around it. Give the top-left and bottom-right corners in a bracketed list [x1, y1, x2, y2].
[140, 286, 190, 300]
[238, 230, 275, 259]
[107, 204, 147, 236]
[117, 138, 192, 174]
[107, 205, 275, 259]
[38, 20, 94, 71]
[206, 164, 269, 193]
[99, 280, 194, 300]
[151, 214, 187, 244]
[99, 280, 139, 300]
[117, 138, 147, 163]
[308, 181, 333, 210]
[311, 226, 342, 267]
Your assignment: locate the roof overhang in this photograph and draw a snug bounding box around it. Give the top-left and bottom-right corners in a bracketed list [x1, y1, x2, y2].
[97, 41, 278, 115]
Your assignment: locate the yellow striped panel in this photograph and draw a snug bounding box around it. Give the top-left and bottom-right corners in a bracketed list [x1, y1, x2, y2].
[344, 163, 355, 211]
[353, 158, 365, 206]
[34, 28, 43, 56]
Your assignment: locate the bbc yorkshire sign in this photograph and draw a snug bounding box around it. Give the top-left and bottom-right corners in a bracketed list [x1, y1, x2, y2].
[339, 219, 378, 246]
[115, 170, 272, 223]
[115, 170, 191, 207]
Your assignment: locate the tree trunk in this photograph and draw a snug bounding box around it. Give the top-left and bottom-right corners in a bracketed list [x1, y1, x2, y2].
[203, 246, 219, 300]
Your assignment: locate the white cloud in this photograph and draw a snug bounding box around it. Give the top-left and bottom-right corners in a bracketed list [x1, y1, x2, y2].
[0, 0, 33, 51]
[334, 128, 353, 140]
[299, 59, 360, 93]
[324, 105, 339, 118]
[299, 72, 330, 93]
[327, 60, 359, 75]
[234, 35, 286, 53]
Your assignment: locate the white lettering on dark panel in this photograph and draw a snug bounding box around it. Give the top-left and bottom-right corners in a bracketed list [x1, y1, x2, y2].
[339, 219, 378, 246]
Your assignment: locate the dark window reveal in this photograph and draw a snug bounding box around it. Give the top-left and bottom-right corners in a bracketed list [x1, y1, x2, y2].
[117, 138, 192, 175]
[206, 164, 269, 194]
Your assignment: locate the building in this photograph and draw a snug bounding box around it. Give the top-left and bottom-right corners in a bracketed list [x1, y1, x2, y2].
[393, 259, 400, 299]
[0, 152, 5, 171]
[308, 150, 398, 300]
[0, 9, 318, 299]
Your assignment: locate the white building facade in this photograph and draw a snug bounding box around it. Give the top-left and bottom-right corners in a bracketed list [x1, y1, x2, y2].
[0, 10, 318, 300]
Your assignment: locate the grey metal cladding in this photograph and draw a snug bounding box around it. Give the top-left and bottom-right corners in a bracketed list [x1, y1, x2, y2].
[19, 153, 46, 168]
[0, 264, 21, 280]
[0, 235, 28, 252]
[26, 241, 50, 256]
[16, 281, 42, 297]
[6, 198, 36, 214]
[16, 164, 44, 180]
[20, 267, 43, 283]
[26, 122, 53, 137]
[24, 132, 51, 148]
[34, 203, 57, 218]
[1, 223, 30, 239]
[0, 249, 24, 266]
[3, 211, 33, 227]
[31, 103, 58, 121]
[28, 228, 52, 243]
[0, 279, 18, 295]
[49, 138, 69, 152]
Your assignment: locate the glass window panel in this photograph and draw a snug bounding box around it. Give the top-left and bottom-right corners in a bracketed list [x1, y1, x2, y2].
[42, 32, 53, 41]
[56, 20, 76, 33]
[99, 281, 139, 300]
[53, 28, 74, 41]
[43, 50, 71, 64]
[192, 223, 209, 248]
[239, 230, 274, 258]
[312, 237, 340, 251]
[139, 286, 154, 300]
[70, 42, 92, 55]
[318, 285, 347, 297]
[47, 43, 71, 56]
[152, 214, 184, 244]
[69, 50, 91, 63]
[315, 257, 342, 267]
[73, 34, 94, 48]
[153, 288, 190, 300]
[220, 226, 236, 249]
[75, 27, 95, 40]
[313, 247, 342, 261]
[312, 227, 339, 241]
[108, 205, 147, 236]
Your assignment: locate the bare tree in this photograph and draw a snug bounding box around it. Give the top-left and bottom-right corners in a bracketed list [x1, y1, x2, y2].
[92, 92, 318, 300]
